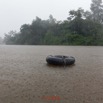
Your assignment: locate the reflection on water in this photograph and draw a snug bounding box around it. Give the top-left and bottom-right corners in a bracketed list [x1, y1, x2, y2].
[46, 63, 76, 69]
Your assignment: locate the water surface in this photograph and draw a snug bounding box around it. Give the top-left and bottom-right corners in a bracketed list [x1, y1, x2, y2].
[0, 45, 103, 103]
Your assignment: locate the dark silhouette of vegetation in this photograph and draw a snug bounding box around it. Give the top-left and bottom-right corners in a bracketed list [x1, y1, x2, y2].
[4, 0, 103, 45]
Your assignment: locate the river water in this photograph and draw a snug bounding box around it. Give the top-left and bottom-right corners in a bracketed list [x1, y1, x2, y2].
[0, 45, 103, 103]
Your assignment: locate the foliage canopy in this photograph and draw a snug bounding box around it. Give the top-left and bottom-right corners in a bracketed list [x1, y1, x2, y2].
[4, 0, 103, 45]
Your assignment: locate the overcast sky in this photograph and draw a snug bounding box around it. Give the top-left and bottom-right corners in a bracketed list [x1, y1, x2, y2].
[0, 0, 91, 38]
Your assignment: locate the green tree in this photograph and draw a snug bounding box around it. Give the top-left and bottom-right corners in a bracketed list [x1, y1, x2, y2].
[90, 0, 103, 24]
[68, 8, 84, 21]
[49, 15, 56, 25]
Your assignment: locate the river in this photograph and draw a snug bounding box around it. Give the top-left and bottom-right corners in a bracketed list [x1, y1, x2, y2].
[0, 45, 103, 103]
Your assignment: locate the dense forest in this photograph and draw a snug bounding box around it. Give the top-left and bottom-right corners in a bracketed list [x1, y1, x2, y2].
[3, 0, 103, 45]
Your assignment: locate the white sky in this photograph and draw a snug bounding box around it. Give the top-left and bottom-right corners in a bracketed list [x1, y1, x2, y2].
[0, 0, 91, 38]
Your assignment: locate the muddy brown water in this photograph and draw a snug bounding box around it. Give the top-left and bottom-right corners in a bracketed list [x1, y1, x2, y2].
[0, 45, 103, 103]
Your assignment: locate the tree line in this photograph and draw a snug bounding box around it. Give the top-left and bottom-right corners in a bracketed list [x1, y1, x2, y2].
[4, 0, 103, 45]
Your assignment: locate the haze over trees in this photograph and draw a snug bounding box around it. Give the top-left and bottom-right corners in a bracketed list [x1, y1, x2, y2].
[4, 0, 103, 45]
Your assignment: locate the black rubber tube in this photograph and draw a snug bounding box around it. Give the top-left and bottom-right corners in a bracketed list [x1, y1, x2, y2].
[46, 55, 75, 65]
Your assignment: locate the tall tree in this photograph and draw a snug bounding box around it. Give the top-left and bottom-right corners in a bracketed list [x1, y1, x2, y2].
[67, 8, 84, 21]
[90, 0, 103, 24]
[49, 15, 56, 25]
[67, 8, 85, 35]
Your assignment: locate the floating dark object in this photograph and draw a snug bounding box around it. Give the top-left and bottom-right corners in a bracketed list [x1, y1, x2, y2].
[46, 55, 75, 65]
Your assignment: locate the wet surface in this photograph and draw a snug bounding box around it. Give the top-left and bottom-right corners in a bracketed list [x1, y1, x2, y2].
[0, 45, 103, 103]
